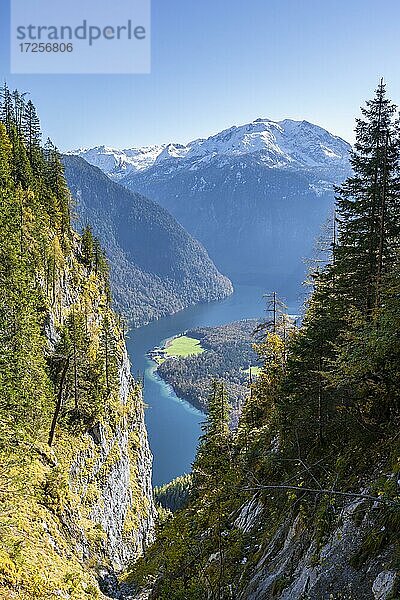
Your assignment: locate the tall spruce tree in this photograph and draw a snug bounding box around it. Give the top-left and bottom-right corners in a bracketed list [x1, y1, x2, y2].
[11, 90, 26, 137]
[23, 100, 42, 172]
[0, 123, 12, 186]
[99, 312, 119, 397]
[194, 381, 231, 492]
[43, 138, 71, 239]
[335, 79, 400, 314]
[81, 225, 95, 268]
[0, 83, 13, 133]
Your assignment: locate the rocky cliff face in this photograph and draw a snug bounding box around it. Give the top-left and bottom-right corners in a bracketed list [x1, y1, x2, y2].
[0, 234, 156, 599]
[45, 244, 156, 596]
[0, 102, 156, 599]
[235, 492, 399, 600]
[68, 348, 156, 574]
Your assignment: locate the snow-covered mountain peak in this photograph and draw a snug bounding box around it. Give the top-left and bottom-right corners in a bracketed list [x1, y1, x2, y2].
[69, 118, 351, 179]
[154, 143, 188, 164]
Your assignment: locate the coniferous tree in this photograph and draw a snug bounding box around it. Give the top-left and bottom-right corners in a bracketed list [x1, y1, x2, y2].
[281, 273, 343, 450]
[0, 123, 12, 187]
[23, 100, 42, 172]
[334, 80, 400, 314]
[43, 138, 71, 239]
[0, 124, 53, 447]
[0, 83, 14, 132]
[275, 81, 400, 450]
[93, 236, 109, 278]
[99, 312, 119, 397]
[240, 293, 289, 435]
[193, 381, 232, 498]
[9, 124, 32, 189]
[12, 90, 26, 137]
[81, 225, 95, 268]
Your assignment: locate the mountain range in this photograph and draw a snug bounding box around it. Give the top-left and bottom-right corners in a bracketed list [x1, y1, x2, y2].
[63, 155, 233, 327]
[72, 118, 350, 181]
[71, 118, 352, 300]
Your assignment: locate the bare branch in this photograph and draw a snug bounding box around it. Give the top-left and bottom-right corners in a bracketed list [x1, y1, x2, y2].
[243, 484, 399, 506]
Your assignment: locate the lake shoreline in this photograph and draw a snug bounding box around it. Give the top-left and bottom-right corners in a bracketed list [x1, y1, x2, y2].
[146, 333, 207, 412]
[146, 363, 205, 417]
[125, 282, 274, 486]
[147, 319, 264, 415]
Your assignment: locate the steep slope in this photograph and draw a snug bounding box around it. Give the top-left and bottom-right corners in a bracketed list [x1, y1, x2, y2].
[236, 486, 399, 599]
[0, 93, 155, 599]
[63, 156, 233, 327]
[72, 119, 351, 297]
[124, 89, 400, 600]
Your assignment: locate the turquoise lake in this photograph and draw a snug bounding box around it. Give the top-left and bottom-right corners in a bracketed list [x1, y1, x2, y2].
[126, 282, 299, 486]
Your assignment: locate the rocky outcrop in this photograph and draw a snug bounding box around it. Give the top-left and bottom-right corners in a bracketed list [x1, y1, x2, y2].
[237, 493, 399, 600]
[69, 349, 156, 574]
[41, 240, 156, 596]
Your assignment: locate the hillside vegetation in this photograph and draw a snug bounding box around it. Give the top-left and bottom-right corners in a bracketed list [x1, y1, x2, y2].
[153, 474, 193, 513]
[0, 87, 154, 599]
[128, 83, 400, 600]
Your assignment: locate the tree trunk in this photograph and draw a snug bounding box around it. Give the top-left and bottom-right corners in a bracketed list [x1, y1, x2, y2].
[48, 357, 70, 447]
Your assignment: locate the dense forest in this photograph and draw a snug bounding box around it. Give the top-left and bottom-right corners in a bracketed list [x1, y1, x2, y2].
[156, 320, 260, 414]
[154, 474, 193, 513]
[128, 83, 400, 599]
[0, 86, 154, 599]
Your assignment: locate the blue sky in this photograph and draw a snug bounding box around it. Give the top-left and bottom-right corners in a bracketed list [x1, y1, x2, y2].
[1, 0, 399, 150]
